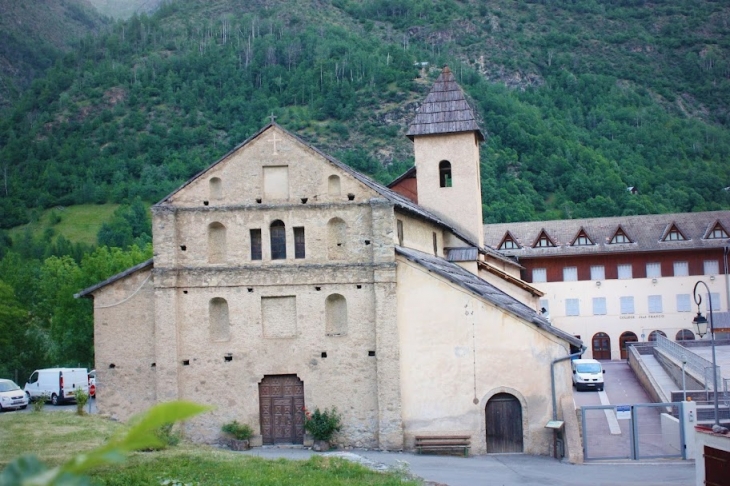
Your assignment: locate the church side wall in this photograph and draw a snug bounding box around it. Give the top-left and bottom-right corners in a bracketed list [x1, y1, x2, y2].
[396, 257, 574, 455]
[92, 268, 156, 421]
[393, 211, 443, 257]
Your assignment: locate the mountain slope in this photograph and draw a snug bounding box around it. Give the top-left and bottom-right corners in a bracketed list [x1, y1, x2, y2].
[0, 0, 728, 228]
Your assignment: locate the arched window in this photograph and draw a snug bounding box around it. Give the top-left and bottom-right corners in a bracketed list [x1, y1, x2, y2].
[208, 222, 227, 263]
[325, 294, 347, 336]
[209, 177, 222, 200]
[209, 298, 230, 341]
[270, 220, 286, 260]
[327, 218, 347, 260]
[328, 175, 341, 196]
[648, 330, 667, 342]
[676, 329, 695, 341]
[439, 160, 452, 187]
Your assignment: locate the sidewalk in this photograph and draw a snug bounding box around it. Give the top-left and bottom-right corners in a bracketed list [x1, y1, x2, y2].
[240, 447, 694, 486]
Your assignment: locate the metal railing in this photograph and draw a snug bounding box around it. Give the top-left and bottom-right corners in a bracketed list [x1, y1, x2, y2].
[656, 335, 722, 390]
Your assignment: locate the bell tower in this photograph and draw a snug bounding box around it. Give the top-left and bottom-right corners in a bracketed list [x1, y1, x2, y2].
[407, 67, 485, 248]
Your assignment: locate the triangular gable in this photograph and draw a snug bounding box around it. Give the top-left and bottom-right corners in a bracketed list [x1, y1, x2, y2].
[532, 229, 556, 248]
[571, 227, 594, 246]
[660, 222, 687, 242]
[704, 221, 729, 240]
[609, 225, 632, 244]
[387, 166, 418, 204]
[498, 231, 521, 250]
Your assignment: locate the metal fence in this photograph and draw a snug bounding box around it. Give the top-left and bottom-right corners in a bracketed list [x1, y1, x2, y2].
[656, 335, 721, 390]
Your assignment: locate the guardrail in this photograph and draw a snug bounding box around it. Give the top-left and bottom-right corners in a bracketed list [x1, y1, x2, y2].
[656, 335, 722, 390]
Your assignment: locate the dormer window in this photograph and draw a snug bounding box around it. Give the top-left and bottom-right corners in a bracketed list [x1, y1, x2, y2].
[498, 232, 520, 250]
[662, 223, 686, 242]
[439, 160, 452, 187]
[706, 222, 729, 240]
[533, 230, 555, 248]
[610, 228, 632, 244]
[572, 229, 594, 246]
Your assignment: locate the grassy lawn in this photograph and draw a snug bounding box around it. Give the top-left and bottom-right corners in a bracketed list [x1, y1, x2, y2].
[0, 411, 420, 485]
[8, 204, 121, 246]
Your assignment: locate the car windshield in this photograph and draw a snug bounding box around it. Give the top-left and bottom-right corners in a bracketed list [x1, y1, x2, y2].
[576, 363, 601, 373]
[0, 381, 20, 392]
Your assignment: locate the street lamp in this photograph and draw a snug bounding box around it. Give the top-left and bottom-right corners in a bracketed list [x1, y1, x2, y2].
[692, 280, 720, 427]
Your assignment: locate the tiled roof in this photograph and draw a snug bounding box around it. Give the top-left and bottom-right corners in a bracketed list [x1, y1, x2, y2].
[406, 66, 485, 141]
[484, 211, 730, 258]
[396, 246, 582, 348]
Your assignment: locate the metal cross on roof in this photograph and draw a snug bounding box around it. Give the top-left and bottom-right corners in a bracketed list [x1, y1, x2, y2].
[269, 113, 277, 124]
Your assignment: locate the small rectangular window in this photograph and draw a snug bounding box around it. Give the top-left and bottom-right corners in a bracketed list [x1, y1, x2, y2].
[617, 264, 633, 280]
[590, 265, 605, 281]
[704, 260, 720, 275]
[673, 261, 689, 276]
[250, 229, 262, 261]
[539, 299, 549, 313]
[620, 296, 635, 314]
[592, 297, 607, 315]
[433, 232, 438, 256]
[707, 293, 721, 311]
[648, 295, 663, 313]
[532, 268, 547, 283]
[294, 227, 305, 259]
[646, 263, 661, 278]
[676, 294, 691, 312]
[563, 266, 578, 282]
[397, 220, 404, 246]
[565, 298, 580, 316]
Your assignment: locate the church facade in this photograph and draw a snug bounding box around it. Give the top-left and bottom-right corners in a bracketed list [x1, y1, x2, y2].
[78, 68, 581, 455]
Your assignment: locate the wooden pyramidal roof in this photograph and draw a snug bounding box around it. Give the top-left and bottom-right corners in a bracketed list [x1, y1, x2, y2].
[407, 66, 485, 141]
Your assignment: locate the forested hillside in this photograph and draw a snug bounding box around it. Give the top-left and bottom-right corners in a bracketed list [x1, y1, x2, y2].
[1, 0, 730, 377]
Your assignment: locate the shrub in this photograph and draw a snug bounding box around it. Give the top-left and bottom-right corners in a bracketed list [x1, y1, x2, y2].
[32, 394, 48, 413]
[303, 406, 342, 442]
[74, 388, 89, 415]
[221, 420, 253, 441]
[154, 423, 182, 447]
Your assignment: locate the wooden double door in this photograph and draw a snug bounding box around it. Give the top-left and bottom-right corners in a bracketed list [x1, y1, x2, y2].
[259, 374, 305, 445]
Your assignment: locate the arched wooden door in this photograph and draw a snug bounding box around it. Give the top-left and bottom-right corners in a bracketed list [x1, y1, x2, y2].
[592, 332, 611, 360]
[485, 393, 523, 453]
[259, 374, 305, 445]
[619, 332, 638, 360]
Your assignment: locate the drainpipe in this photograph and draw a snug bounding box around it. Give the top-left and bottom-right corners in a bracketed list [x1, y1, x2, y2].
[550, 344, 586, 460]
[551, 345, 587, 420]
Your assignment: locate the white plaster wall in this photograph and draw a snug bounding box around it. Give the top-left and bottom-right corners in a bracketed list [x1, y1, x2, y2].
[413, 132, 484, 247]
[393, 211, 443, 257]
[396, 257, 574, 455]
[537, 274, 727, 360]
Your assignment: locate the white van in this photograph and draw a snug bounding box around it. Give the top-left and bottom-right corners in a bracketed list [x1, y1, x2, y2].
[24, 368, 89, 405]
[571, 359, 605, 391]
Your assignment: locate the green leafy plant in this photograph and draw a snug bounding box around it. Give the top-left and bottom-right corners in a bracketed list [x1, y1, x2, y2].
[220, 420, 253, 441]
[303, 406, 342, 442]
[31, 393, 48, 413]
[0, 400, 209, 486]
[73, 388, 89, 415]
[151, 423, 182, 448]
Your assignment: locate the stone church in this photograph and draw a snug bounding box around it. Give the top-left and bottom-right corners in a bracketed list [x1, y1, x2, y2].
[78, 68, 582, 455]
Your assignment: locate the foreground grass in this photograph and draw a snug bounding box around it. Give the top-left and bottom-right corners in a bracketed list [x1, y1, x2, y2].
[0, 411, 420, 485]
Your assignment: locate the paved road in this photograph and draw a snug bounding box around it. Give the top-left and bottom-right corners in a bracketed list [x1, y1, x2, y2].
[241, 447, 695, 486]
[5, 398, 99, 415]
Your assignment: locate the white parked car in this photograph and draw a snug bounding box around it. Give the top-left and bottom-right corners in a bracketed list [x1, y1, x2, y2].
[0, 379, 28, 411]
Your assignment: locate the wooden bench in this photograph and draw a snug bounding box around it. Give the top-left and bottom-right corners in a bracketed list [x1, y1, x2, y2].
[415, 435, 471, 457]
